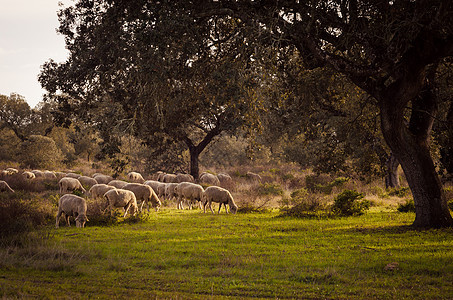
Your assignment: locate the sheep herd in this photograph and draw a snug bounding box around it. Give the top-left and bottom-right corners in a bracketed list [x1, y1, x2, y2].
[0, 168, 238, 229]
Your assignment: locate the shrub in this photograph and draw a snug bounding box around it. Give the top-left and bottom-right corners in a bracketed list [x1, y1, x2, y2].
[18, 135, 64, 169]
[279, 188, 331, 218]
[258, 182, 284, 196]
[388, 187, 411, 198]
[397, 199, 416, 213]
[331, 189, 370, 217]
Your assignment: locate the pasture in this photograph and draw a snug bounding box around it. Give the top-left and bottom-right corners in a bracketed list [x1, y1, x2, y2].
[1, 208, 453, 299]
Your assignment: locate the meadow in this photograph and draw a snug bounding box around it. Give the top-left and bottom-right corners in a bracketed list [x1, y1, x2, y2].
[1, 207, 453, 299]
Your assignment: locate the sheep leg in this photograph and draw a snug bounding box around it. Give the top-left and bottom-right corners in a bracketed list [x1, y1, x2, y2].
[218, 203, 222, 214]
[123, 203, 131, 217]
[65, 214, 71, 226]
[209, 200, 215, 214]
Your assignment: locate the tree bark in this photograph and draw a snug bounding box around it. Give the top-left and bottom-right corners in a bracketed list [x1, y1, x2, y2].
[385, 153, 400, 189]
[379, 67, 452, 228]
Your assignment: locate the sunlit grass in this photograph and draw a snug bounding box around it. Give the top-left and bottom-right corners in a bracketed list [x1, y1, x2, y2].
[1, 208, 452, 299]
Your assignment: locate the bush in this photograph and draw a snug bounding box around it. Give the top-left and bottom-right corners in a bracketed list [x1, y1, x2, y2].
[388, 187, 410, 198]
[331, 189, 370, 217]
[18, 135, 64, 169]
[397, 199, 416, 213]
[0, 196, 54, 246]
[258, 182, 284, 196]
[279, 188, 331, 218]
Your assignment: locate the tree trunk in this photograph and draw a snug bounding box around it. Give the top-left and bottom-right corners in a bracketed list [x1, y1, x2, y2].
[188, 145, 201, 180]
[385, 153, 400, 189]
[380, 69, 452, 228]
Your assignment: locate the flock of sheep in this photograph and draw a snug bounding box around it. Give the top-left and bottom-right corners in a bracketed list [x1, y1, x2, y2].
[0, 167, 239, 229]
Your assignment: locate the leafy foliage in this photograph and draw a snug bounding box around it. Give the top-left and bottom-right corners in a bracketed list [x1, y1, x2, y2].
[397, 199, 416, 213]
[331, 190, 370, 217]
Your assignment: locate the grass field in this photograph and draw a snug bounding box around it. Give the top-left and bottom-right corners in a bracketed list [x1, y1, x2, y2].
[1, 208, 452, 299]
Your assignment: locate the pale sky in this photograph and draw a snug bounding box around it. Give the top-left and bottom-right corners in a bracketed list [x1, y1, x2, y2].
[0, 0, 72, 108]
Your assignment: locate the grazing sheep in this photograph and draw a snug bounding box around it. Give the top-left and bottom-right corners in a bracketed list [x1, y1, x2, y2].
[217, 173, 233, 187]
[55, 172, 67, 179]
[88, 184, 116, 198]
[56, 194, 89, 228]
[123, 183, 161, 212]
[144, 180, 167, 198]
[59, 177, 86, 195]
[43, 170, 57, 180]
[0, 170, 9, 177]
[65, 172, 81, 179]
[127, 171, 145, 183]
[104, 188, 138, 217]
[0, 180, 15, 193]
[165, 182, 179, 201]
[108, 179, 128, 189]
[78, 175, 98, 188]
[5, 167, 19, 175]
[22, 171, 36, 179]
[176, 173, 195, 183]
[31, 170, 44, 178]
[202, 186, 238, 214]
[93, 174, 114, 184]
[163, 173, 178, 183]
[199, 173, 220, 186]
[175, 182, 204, 210]
[155, 171, 165, 181]
[246, 171, 262, 183]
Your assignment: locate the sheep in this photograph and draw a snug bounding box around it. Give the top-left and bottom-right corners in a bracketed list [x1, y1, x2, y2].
[144, 180, 167, 198]
[108, 179, 128, 189]
[163, 173, 178, 183]
[56, 194, 89, 228]
[65, 172, 81, 179]
[0, 170, 9, 177]
[88, 184, 116, 198]
[93, 174, 114, 184]
[0, 180, 15, 193]
[59, 177, 86, 195]
[199, 173, 220, 186]
[175, 182, 204, 210]
[176, 173, 195, 183]
[78, 175, 98, 188]
[127, 171, 145, 183]
[217, 173, 233, 187]
[22, 171, 36, 179]
[43, 170, 57, 180]
[5, 167, 18, 175]
[104, 188, 138, 217]
[123, 183, 161, 212]
[202, 186, 238, 214]
[165, 182, 179, 201]
[31, 170, 44, 178]
[55, 172, 67, 179]
[155, 171, 165, 181]
[246, 171, 262, 183]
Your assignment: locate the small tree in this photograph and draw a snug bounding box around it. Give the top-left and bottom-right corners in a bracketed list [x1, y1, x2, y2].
[19, 135, 64, 169]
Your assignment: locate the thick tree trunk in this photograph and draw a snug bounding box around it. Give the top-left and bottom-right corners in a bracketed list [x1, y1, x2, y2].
[380, 69, 452, 228]
[385, 153, 400, 189]
[188, 146, 201, 180]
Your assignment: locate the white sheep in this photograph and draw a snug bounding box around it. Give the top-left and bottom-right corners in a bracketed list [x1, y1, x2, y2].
[59, 177, 87, 195]
[176, 173, 195, 183]
[93, 174, 114, 184]
[199, 173, 220, 186]
[127, 171, 145, 183]
[43, 170, 57, 180]
[104, 188, 138, 217]
[5, 167, 18, 175]
[22, 171, 36, 179]
[31, 170, 44, 178]
[175, 182, 204, 210]
[202, 186, 238, 214]
[246, 171, 262, 183]
[78, 175, 98, 188]
[165, 182, 179, 201]
[88, 184, 116, 198]
[217, 173, 233, 187]
[56, 194, 89, 228]
[108, 179, 128, 189]
[123, 183, 161, 212]
[0, 180, 15, 193]
[144, 180, 167, 198]
[163, 173, 178, 183]
[65, 172, 81, 179]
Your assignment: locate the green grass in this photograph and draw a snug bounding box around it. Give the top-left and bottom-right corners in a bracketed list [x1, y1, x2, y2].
[1, 209, 453, 299]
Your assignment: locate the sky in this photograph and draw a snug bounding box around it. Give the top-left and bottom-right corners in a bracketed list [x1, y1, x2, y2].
[0, 0, 72, 108]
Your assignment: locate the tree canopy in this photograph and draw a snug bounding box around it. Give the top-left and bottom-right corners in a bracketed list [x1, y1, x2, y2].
[40, 0, 453, 227]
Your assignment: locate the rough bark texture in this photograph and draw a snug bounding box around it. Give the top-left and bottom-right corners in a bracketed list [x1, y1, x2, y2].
[385, 153, 400, 189]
